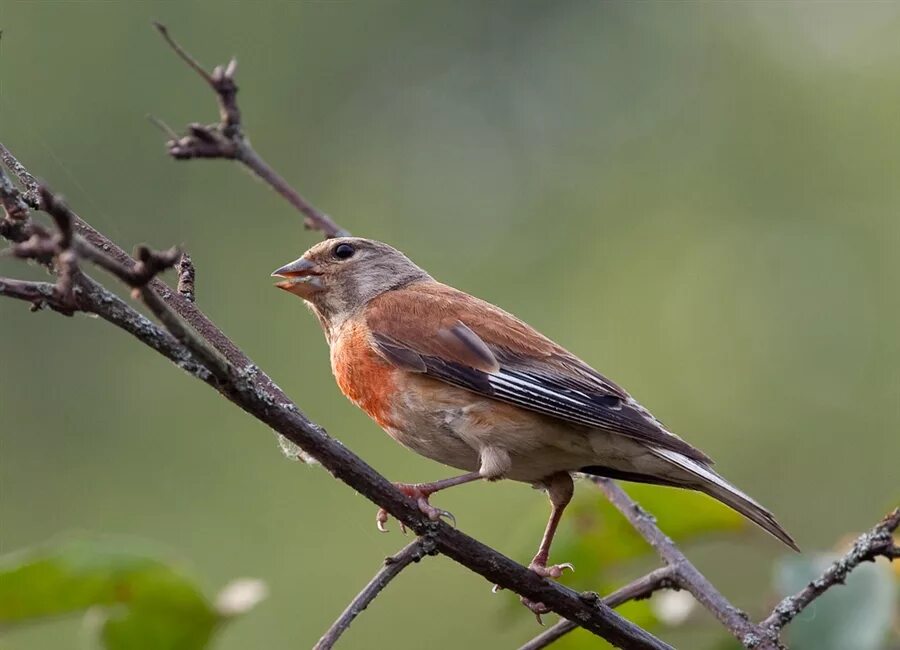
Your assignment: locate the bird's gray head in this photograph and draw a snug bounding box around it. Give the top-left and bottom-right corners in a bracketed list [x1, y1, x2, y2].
[272, 237, 431, 334]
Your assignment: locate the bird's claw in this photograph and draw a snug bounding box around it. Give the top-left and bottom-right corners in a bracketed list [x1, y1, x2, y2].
[520, 597, 551, 624]
[376, 508, 392, 533]
[498, 559, 574, 622]
[376, 507, 409, 534]
[375, 482, 457, 532]
[420, 502, 455, 527]
[528, 561, 575, 579]
[490, 560, 574, 596]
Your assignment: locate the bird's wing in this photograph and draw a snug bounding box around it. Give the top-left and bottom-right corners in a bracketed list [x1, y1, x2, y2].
[366, 282, 709, 462]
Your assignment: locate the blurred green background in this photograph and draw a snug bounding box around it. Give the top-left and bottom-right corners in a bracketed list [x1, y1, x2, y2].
[2, 2, 898, 648]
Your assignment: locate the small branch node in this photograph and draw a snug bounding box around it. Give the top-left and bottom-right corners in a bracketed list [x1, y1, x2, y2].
[129, 243, 181, 287]
[176, 252, 196, 302]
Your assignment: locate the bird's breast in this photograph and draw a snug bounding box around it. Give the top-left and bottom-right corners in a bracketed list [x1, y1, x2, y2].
[331, 323, 399, 429]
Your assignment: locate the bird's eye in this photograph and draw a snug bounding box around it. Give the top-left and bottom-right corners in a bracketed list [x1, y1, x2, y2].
[333, 243, 355, 260]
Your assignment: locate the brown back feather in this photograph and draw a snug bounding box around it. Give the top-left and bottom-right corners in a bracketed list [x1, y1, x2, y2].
[366, 281, 710, 462]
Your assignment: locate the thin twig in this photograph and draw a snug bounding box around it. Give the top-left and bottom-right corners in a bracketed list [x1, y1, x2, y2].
[314, 539, 433, 650]
[592, 479, 900, 650]
[759, 507, 900, 636]
[146, 113, 180, 140]
[0, 277, 75, 315]
[233, 145, 350, 237]
[519, 566, 679, 650]
[152, 22, 349, 238]
[152, 22, 215, 87]
[591, 478, 760, 646]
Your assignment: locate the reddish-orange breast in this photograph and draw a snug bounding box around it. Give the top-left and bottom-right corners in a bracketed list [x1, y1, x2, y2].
[331, 321, 398, 429]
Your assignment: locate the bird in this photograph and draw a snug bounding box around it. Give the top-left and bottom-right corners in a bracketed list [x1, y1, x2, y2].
[272, 237, 798, 615]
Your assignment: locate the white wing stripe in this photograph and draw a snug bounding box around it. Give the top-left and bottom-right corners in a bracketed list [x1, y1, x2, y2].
[489, 372, 585, 406]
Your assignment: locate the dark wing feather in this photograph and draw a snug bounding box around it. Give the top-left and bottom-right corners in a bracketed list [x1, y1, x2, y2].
[367, 283, 710, 462]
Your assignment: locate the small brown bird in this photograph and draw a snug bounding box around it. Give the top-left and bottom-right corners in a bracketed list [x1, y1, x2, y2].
[273, 238, 797, 612]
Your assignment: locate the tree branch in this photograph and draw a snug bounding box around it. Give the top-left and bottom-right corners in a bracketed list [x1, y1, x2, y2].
[314, 539, 434, 650]
[0, 141, 39, 205]
[152, 22, 349, 238]
[0, 156, 670, 650]
[0, 161, 30, 224]
[0, 142, 289, 411]
[519, 566, 680, 650]
[591, 479, 899, 650]
[592, 478, 759, 643]
[759, 507, 900, 636]
[0, 278, 74, 315]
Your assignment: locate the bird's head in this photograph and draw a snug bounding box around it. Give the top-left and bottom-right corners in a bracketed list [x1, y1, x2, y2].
[272, 237, 431, 332]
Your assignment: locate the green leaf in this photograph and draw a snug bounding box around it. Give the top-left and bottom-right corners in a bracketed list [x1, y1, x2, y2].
[0, 536, 263, 650]
[775, 553, 896, 650]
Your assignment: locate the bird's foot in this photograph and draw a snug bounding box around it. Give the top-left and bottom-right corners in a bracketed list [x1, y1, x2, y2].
[376, 482, 456, 533]
[520, 597, 552, 624]
[528, 559, 575, 579]
[494, 559, 574, 624]
[490, 560, 574, 594]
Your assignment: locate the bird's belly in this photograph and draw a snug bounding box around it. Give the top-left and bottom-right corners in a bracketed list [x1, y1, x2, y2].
[383, 419, 481, 474]
[388, 375, 596, 482]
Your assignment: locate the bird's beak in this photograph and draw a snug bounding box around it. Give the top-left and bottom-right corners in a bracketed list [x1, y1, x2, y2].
[271, 257, 324, 298]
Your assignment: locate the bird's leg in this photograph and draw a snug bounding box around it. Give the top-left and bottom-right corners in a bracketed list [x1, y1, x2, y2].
[376, 471, 482, 532]
[529, 473, 575, 577]
[519, 472, 575, 622]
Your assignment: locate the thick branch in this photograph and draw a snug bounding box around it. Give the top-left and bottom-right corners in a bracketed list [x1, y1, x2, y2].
[519, 566, 680, 650]
[77, 273, 216, 386]
[136, 284, 232, 383]
[314, 539, 433, 650]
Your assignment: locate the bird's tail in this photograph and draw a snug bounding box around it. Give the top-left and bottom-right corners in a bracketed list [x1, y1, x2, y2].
[650, 448, 800, 552]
